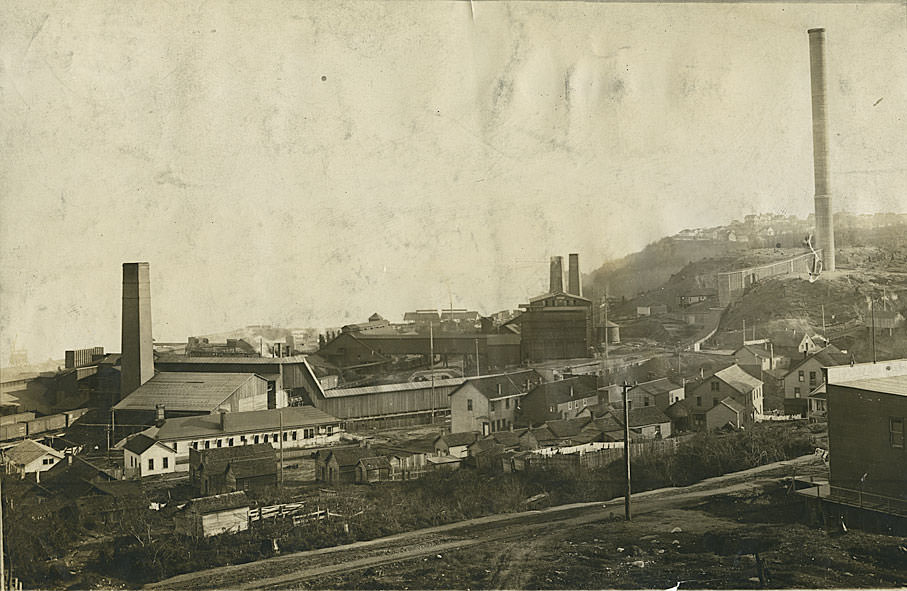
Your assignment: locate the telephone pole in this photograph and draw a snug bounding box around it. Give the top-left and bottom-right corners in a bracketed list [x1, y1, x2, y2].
[621, 380, 633, 521]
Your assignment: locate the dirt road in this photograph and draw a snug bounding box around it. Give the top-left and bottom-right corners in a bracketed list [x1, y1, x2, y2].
[152, 455, 818, 590]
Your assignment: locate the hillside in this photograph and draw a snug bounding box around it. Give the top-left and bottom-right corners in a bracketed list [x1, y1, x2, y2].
[585, 238, 747, 299]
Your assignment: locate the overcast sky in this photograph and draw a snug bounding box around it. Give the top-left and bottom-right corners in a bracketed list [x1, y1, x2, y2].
[1, 1, 905, 363]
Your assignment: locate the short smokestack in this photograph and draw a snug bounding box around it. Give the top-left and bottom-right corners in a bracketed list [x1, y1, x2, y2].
[155, 404, 166, 425]
[808, 28, 836, 272]
[121, 262, 154, 398]
[568, 253, 582, 296]
[549, 256, 564, 293]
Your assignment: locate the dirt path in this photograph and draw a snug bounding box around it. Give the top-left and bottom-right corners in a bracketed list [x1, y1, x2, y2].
[152, 455, 818, 590]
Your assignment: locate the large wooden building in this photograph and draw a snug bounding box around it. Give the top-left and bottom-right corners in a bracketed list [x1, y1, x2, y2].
[518, 292, 594, 362]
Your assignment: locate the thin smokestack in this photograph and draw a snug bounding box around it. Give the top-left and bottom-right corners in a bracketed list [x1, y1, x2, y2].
[549, 256, 564, 293]
[808, 28, 836, 272]
[568, 253, 582, 296]
[121, 262, 154, 398]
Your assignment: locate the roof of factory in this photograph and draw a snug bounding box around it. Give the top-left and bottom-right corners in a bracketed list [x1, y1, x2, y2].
[113, 372, 265, 412]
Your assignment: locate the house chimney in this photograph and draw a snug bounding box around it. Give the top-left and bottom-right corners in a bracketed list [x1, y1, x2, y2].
[121, 262, 154, 398]
[155, 404, 166, 426]
[497, 383, 502, 395]
[568, 253, 582, 296]
[549, 256, 565, 293]
[219, 408, 228, 431]
[808, 28, 836, 272]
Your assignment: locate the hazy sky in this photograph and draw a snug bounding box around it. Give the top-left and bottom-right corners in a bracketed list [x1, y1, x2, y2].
[1, 1, 905, 363]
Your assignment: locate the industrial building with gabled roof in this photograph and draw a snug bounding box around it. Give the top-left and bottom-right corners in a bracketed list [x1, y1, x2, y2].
[113, 372, 269, 418]
[134, 405, 343, 463]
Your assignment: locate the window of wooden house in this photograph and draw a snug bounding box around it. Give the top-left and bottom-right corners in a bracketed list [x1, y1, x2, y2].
[163, 457, 169, 469]
[292, 431, 297, 440]
[505, 398, 510, 409]
[798, 370, 804, 382]
[204, 440, 211, 449]
[696, 396, 702, 406]
[467, 399, 473, 411]
[891, 417, 904, 449]
[794, 387, 801, 397]
[809, 371, 817, 385]
[228, 438, 234, 446]
[148, 458, 154, 471]
[710, 381, 720, 391]
[490, 401, 496, 412]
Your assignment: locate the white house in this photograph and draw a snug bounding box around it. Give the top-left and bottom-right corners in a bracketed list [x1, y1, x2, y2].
[123, 433, 177, 478]
[2, 439, 64, 482]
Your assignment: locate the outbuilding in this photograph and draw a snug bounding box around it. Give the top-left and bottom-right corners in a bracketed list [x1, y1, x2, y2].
[173, 491, 250, 538]
[2, 439, 64, 482]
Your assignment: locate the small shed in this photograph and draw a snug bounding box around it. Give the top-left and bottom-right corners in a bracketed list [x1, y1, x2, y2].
[315, 447, 373, 485]
[433, 431, 478, 458]
[355, 456, 391, 483]
[123, 434, 176, 478]
[173, 491, 250, 538]
[190, 444, 277, 495]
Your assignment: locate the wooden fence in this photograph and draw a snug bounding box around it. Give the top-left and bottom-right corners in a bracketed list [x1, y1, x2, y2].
[521, 437, 685, 471]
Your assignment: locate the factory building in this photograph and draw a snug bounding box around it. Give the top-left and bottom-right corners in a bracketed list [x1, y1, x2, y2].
[518, 254, 594, 362]
[304, 378, 466, 429]
[113, 372, 270, 424]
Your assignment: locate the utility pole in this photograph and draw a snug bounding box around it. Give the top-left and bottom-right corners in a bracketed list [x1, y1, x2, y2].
[870, 300, 877, 364]
[430, 322, 435, 423]
[474, 338, 480, 377]
[742, 318, 746, 346]
[821, 304, 826, 335]
[278, 409, 284, 488]
[1, 470, 5, 591]
[621, 380, 633, 522]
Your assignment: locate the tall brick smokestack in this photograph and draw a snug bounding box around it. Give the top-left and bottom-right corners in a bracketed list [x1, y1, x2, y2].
[121, 262, 154, 398]
[549, 256, 565, 293]
[568, 253, 582, 296]
[808, 28, 836, 271]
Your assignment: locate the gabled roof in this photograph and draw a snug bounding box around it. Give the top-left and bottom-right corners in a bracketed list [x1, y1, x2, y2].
[452, 370, 542, 400]
[528, 291, 593, 305]
[625, 406, 672, 427]
[487, 430, 525, 448]
[144, 406, 339, 441]
[123, 434, 171, 455]
[735, 344, 772, 359]
[529, 375, 599, 405]
[326, 378, 465, 399]
[436, 431, 479, 448]
[357, 456, 391, 471]
[716, 397, 744, 414]
[113, 372, 265, 412]
[326, 446, 374, 468]
[522, 426, 557, 443]
[181, 491, 249, 514]
[4, 439, 62, 466]
[789, 345, 849, 374]
[545, 418, 590, 439]
[665, 398, 691, 419]
[196, 444, 277, 480]
[629, 377, 683, 398]
[713, 364, 763, 394]
[469, 438, 505, 456]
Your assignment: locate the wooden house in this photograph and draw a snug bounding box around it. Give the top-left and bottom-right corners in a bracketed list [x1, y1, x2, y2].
[355, 456, 391, 484]
[315, 446, 374, 485]
[2, 439, 64, 482]
[433, 431, 479, 458]
[122, 434, 176, 478]
[189, 444, 277, 495]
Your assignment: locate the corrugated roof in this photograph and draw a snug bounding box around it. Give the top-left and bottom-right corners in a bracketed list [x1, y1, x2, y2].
[149, 406, 339, 441]
[835, 375, 907, 397]
[156, 355, 311, 365]
[113, 372, 263, 412]
[714, 364, 763, 395]
[325, 377, 466, 398]
[4, 439, 61, 466]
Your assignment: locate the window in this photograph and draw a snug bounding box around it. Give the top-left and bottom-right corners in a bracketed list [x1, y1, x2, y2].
[713, 398, 719, 407]
[327, 426, 334, 435]
[809, 371, 817, 385]
[163, 457, 169, 469]
[204, 440, 211, 449]
[798, 370, 804, 382]
[710, 381, 720, 392]
[696, 396, 702, 407]
[241, 435, 247, 443]
[228, 438, 234, 446]
[644, 397, 650, 407]
[254, 435, 260, 444]
[216, 439, 223, 448]
[505, 398, 510, 409]
[283, 432, 288, 441]
[891, 417, 904, 449]
[192, 441, 198, 449]
[292, 431, 297, 441]
[490, 401, 496, 412]
[148, 458, 154, 471]
[794, 387, 801, 397]
[467, 399, 473, 411]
